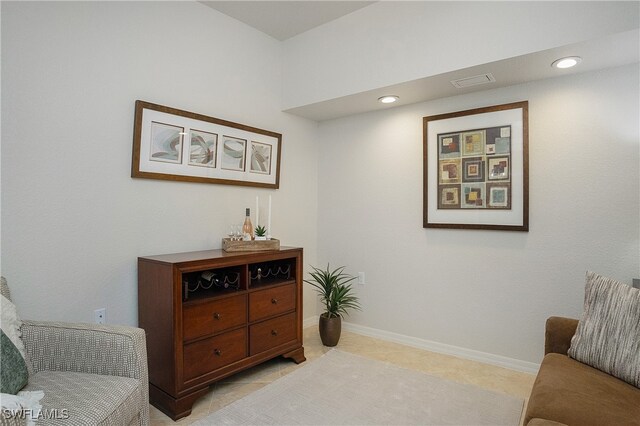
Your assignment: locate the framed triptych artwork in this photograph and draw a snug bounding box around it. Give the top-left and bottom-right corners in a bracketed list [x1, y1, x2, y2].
[423, 101, 529, 231]
[132, 100, 282, 188]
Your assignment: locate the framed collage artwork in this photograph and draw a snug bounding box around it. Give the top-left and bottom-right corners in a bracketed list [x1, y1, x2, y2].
[423, 101, 529, 231]
[132, 100, 282, 188]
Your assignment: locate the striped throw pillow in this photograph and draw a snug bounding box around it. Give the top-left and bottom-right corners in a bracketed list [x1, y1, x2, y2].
[568, 271, 640, 388]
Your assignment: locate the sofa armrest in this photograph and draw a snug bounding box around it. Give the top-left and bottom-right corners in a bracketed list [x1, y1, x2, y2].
[20, 320, 149, 425]
[21, 320, 147, 378]
[545, 316, 579, 355]
[527, 418, 568, 426]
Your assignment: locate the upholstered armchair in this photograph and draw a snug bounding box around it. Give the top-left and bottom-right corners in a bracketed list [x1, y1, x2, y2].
[1, 279, 149, 425]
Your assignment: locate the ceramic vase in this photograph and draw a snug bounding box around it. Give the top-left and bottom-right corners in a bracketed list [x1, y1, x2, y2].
[319, 313, 342, 346]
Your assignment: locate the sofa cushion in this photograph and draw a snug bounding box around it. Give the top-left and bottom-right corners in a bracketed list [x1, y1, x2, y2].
[525, 353, 640, 426]
[568, 271, 640, 388]
[24, 370, 141, 425]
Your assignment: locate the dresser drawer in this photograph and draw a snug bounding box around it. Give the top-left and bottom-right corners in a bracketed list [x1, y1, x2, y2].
[249, 284, 295, 322]
[250, 312, 296, 356]
[183, 328, 247, 381]
[183, 294, 247, 341]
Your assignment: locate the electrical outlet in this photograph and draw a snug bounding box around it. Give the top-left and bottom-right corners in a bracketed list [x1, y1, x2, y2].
[94, 308, 106, 324]
[358, 272, 365, 286]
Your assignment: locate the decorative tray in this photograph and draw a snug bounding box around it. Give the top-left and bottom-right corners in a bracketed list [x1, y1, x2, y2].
[222, 238, 280, 252]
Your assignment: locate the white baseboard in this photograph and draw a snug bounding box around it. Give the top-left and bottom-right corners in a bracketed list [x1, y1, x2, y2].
[303, 315, 319, 329]
[303, 317, 539, 374]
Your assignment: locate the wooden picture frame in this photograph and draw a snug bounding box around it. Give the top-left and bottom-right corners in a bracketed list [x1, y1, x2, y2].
[132, 100, 282, 188]
[423, 101, 529, 231]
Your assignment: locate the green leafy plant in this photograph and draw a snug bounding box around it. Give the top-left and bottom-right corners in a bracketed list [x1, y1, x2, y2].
[255, 225, 267, 237]
[304, 264, 361, 318]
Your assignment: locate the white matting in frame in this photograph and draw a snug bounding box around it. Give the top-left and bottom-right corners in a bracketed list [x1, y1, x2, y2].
[423, 101, 528, 231]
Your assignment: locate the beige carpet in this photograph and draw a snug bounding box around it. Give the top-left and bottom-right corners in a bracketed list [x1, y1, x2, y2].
[195, 349, 524, 425]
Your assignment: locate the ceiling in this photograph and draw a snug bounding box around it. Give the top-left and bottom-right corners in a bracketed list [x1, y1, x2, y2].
[285, 29, 640, 121]
[200, 1, 375, 41]
[200, 2, 639, 122]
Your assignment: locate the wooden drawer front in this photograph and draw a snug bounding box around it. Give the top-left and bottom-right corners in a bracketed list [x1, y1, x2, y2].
[183, 328, 247, 381]
[250, 312, 296, 356]
[183, 294, 247, 341]
[249, 284, 295, 322]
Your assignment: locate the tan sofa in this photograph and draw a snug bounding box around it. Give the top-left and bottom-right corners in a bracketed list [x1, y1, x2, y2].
[524, 316, 640, 426]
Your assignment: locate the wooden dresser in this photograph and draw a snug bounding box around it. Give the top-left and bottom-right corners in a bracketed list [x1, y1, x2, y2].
[138, 247, 305, 420]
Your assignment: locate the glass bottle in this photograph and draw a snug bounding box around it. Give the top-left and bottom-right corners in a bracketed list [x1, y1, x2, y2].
[242, 208, 254, 240]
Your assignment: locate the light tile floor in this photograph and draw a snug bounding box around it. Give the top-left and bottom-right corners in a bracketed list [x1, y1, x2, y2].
[150, 326, 536, 425]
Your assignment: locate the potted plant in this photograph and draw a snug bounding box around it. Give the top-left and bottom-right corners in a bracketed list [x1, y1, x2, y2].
[304, 264, 361, 346]
[254, 225, 267, 240]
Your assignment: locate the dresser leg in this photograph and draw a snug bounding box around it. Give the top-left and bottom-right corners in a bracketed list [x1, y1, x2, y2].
[149, 383, 211, 421]
[282, 346, 306, 364]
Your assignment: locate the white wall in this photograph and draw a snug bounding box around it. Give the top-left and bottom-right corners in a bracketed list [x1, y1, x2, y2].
[1, 1, 319, 325]
[317, 64, 640, 364]
[2, 1, 639, 368]
[283, 1, 640, 109]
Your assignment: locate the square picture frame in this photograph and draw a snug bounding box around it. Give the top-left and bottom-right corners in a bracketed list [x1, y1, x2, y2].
[150, 122, 184, 164]
[487, 156, 510, 181]
[132, 100, 282, 188]
[221, 136, 247, 172]
[189, 129, 218, 168]
[487, 183, 511, 209]
[423, 101, 528, 231]
[438, 184, 461, 209]
[250, 141, 273, 175]
[462, 157, 485, 182]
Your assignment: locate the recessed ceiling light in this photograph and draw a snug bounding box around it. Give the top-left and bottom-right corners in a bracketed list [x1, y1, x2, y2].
[551, 56, 582, 69]
[378, 95, 399, 104]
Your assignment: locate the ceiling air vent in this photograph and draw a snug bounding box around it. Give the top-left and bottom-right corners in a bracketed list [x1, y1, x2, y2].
[450, 73, 496, 88]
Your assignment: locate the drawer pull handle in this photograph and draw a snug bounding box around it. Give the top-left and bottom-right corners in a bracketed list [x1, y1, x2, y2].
[214, 349, 222, 356]
[271, 298, 278, 304]
[213, 313, 222, 320]
[271, 329, 278, 336]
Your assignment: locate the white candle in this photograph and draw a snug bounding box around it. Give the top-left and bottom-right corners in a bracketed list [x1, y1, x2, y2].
[268, 195, 272, 237]
[255, 196, 259, 226]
